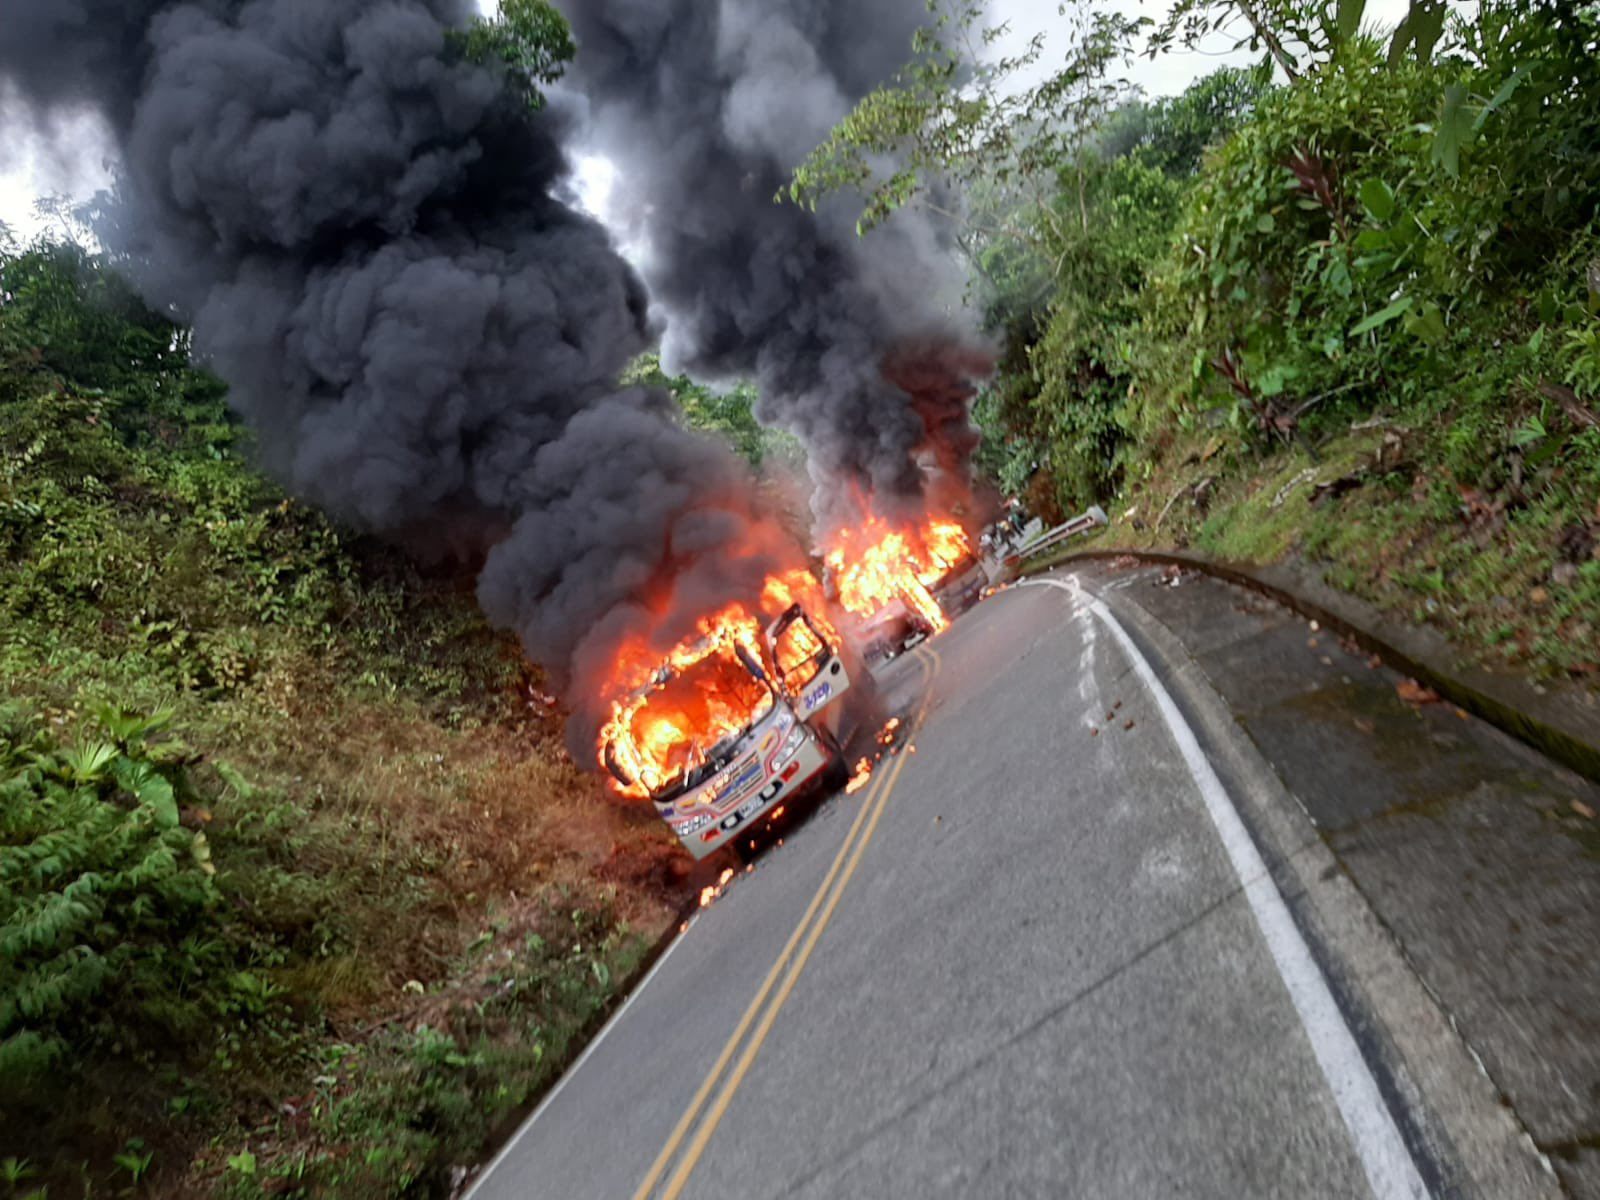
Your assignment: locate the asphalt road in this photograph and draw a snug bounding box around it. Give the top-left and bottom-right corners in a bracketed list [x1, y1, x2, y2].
[467, 570, 1556, 1200]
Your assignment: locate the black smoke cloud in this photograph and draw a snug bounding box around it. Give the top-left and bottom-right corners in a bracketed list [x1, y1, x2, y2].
[0, 0, 805, 749]
[561, 0, 991, 529]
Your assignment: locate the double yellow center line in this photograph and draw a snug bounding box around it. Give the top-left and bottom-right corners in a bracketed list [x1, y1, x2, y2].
[631, 646, 941, 1200]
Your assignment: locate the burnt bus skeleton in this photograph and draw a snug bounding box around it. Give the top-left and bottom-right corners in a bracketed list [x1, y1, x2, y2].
[928, 550, 987, 619]
[824, 546, 988, 666]
[605, 605, 879, 860]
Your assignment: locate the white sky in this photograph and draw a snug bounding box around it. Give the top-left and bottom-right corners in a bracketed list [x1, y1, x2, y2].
[988, 0, 1414, 98]
[531, 0, 1420, 232]
[0, 101, 114, 242]
[0, 0, 1416, 241]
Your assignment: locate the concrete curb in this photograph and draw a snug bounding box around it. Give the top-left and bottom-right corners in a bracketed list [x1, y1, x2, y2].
[1027, 547, 1600, 785]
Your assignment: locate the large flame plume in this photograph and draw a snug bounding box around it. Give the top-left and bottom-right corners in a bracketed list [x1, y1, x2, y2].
[598, 514, 974, 801]
[598, 569, 836, 798]
[824, 516, 973, 635]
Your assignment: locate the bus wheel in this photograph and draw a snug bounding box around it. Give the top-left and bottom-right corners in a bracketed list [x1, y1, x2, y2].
[822, 748, 851, 793]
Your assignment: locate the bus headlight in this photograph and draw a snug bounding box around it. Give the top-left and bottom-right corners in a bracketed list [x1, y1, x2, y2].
[671, 812, 712, 836]
[775, 724, 808, 764]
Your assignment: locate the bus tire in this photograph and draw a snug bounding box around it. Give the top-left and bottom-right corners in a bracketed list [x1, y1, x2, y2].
[823, 754, 850, 793]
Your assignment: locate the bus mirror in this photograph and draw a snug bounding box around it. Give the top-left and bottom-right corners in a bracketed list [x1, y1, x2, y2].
[734, 642, 768, 683]
[603, 741, 637, 789]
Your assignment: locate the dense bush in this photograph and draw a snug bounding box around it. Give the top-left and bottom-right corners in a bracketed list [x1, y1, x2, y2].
[1149, 9, 1600, 449]
[0, 706, 243, 1090]
[0, 239, 669, 1196]
[972, 65, 1268, 508]
[806, 0, 1600, 674]
[947, 3, 1600, 567]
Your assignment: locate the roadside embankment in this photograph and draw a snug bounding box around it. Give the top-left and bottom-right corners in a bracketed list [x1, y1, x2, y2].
[1021, 543, 1600, 785]
[1064, 558, 1600, 1197]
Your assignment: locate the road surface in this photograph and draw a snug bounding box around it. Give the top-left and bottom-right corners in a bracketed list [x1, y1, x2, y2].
[467, 567, 1562, 1200]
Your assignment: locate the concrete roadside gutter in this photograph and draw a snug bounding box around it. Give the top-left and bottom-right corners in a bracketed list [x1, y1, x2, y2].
[1032, 553, 1600, 1197]
[1024, 547, 1600, 784]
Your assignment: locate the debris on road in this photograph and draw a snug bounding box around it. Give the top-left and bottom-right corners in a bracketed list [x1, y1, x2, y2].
[1396, 678, 1443, 706]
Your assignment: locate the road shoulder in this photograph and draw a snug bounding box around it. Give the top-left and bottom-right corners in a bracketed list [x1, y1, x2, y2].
[1063, 563, 1567, 1200]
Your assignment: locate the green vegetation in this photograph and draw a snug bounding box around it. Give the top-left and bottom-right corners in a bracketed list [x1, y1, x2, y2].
[453, 0, 575, 112]
[0, 239, 686, 1196]
[797, 0, 1600, 682]
[623, 353, 805, 472]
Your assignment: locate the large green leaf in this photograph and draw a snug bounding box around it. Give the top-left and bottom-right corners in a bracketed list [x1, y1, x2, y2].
[1402, 302, 1448, 345]
[1473, 63, 1536, 133]
[1354, 228, 1393, 254]
[1336, 0, 1368, 47]
[57, 743, 117, 785]
[1351, 296, 1415, 336]
[113, 760, 179, 829]
[1359, 178, 1396, 224]
[94, 703, 175, 749]
[1431, 84, 1473, 178]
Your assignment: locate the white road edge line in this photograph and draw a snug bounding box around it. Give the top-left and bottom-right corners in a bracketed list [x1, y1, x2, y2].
[1019, 576, 1429, 1200]
[463, 916, 698, 1198]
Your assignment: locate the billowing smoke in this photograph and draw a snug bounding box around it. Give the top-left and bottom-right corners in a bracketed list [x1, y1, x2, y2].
[561, 0, 991, 530]
[0, 0, 808, 749]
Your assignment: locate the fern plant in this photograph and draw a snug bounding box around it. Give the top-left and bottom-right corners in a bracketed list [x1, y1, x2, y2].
[0, 706, 238, 1099]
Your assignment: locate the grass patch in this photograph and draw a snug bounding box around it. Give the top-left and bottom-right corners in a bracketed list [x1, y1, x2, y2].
[0, 242, 693, 1196]
[1038, 405, 1600, 685]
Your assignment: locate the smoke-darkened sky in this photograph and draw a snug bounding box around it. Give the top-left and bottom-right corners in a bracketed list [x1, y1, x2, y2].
[0, 0, 817, 755]
[0, 0, 1422, 748]
[5, 2, 1428, 242]
[561, 0, 990, 531]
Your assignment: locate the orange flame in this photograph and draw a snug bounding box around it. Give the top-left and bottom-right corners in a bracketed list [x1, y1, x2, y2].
[599, 602, 770, 799]
[598, 568, 839, 799]
[845, 759, 873, 794]
[823, 516, 972, 634]
[595, 514, 968, 805]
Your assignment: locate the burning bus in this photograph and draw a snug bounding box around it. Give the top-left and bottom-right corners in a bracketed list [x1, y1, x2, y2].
[926, 546, 987, 620]
[601, 596, 873, 860]
[825, 516, 982, 663]
[597, 515, 975, 857]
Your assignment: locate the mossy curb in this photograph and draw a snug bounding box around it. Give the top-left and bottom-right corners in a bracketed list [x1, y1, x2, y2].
[1026, 547, 1600, 786]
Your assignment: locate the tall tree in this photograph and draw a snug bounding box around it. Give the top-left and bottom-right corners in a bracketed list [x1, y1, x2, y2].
[454, 0, 575, 110]
[784, 0, 1146, 266]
